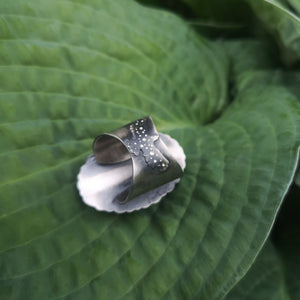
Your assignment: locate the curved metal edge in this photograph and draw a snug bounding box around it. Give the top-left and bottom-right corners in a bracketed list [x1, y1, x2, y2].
[77, 133, 186, 213]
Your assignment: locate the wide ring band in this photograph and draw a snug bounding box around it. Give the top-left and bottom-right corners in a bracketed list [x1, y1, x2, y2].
[93, 116, 183, 203]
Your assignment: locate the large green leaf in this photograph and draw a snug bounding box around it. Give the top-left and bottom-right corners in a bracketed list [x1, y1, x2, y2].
[295, 169, 300, 186]
[272, 184, 300, 299]
[180, 0, 252, 29]
[138, 0, 254, 37]
[247, 0, 300, 65]
[226, 184, 300, 300]
[224, 241, 288, 300]
[223, 39, 300, 188]
[221, 39, 300, 97]
[221, 39, 279, 76]
[0, 1, 300, 299]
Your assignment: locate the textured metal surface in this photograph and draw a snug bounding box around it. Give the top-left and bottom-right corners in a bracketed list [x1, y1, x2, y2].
[77, 117, 186, 213]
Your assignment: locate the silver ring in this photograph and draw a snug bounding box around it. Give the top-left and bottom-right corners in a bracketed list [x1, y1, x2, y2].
[77, 116, 185, 213]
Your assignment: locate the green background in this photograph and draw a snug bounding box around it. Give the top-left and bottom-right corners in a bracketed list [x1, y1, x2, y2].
[0, 0, 299, 299]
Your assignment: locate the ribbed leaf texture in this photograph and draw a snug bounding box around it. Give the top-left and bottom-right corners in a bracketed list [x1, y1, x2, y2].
[0, 1, 300, 299]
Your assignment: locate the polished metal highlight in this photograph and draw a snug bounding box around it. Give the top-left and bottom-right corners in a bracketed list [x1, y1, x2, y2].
[77, 116, 186, 213]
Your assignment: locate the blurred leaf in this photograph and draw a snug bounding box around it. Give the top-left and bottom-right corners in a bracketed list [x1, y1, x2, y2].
[222, 39, 300, 98]
[224, 241, 288, 300]
[295, 169, 300, 186]
[225, 185, 300, 300]
[181, 0, 250, 23]
[0, 1, 300, 299]
[137, 0, 254, 37]
[247, 0, 300, 65]
[272, 184, 300, 299]
[223, 39, 300, 188]
[221, 39, 279, 76]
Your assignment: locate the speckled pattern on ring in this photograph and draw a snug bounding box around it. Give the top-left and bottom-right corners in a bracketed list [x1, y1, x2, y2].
[124, 118, 169, 171]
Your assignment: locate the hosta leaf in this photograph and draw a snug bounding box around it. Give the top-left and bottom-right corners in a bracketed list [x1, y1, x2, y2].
[295, 169, 300, 186]
[180, 0, 251, 26]
[138, 0, 253, 37]
[236, 70, 300, 98]
[223, 40, 300, 188]
[223, 39, 300, 187]
[224, 241, 288, 300]
[272, 184, 300, 299]
[247, 0, 300, 65]
[0, 0, 229, 126]
[221, 39, 279, 77]
[222, 39, 300, 99]
[230, 185, 300, 300]
[0, 1, 300, 299]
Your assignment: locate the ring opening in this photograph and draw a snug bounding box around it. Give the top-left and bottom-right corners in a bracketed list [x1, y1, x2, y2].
[93, 134, 131, 164]
[93, 134, 133, 203]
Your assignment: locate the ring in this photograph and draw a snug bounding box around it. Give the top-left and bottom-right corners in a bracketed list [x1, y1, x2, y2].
[77, 116, 186, 213]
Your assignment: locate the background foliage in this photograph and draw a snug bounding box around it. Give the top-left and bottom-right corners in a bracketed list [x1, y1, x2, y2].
[0, 0, 299, 299]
